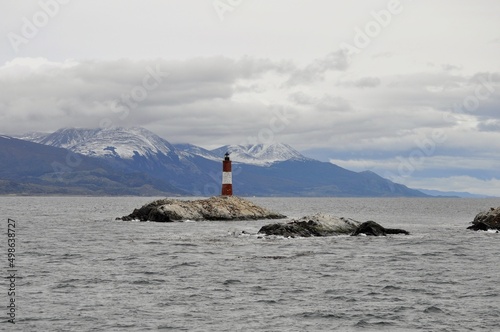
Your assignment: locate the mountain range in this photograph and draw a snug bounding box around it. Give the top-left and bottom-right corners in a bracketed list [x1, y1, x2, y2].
[0, 127, 430, 197]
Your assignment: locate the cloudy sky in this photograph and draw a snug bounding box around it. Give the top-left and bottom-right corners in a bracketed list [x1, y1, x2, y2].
[1, 0, 500, 195]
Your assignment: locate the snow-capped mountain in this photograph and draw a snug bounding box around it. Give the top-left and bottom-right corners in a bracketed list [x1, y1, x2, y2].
[173, 143, 220, 160]
[20, 126, 216, 194]
[24, 127, 308, 166]
[0, 134, 186, 196]
[13, 126, 429, 197]
[16, 131, 48, 142]
[25, 127, 175, 159]
[210, 143, 309, 166]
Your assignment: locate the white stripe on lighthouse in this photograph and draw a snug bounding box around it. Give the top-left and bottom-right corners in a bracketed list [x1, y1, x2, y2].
[222, 172, 232, 184]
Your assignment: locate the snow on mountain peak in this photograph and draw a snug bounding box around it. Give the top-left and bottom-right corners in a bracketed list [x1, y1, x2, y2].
[27, 127, 174, 159]
[211, 143, 307, 165]
[21, 126, 308, 166]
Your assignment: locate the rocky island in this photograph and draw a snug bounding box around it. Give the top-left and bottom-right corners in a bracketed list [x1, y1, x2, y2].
[258, 213, 360, 237]
[118, 196, 286, 222]
[351, 220, 410, 236]
[117, 195, 411, 237]
[467, 206, 500, 231]
[258, 214, 409, 237]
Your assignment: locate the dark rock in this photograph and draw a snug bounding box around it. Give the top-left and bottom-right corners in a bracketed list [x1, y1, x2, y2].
[384, 228, 410, 235]
[468, 207, 500, 231]
[259, 220, 321, 237]
[351, 221, 409, 236]
[118, 196, 286, 222]
[467, 221, 489, 231]
[258, 214, 360, 237]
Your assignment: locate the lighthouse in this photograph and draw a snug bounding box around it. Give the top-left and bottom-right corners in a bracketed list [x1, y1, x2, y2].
[221, 152, 233, 196]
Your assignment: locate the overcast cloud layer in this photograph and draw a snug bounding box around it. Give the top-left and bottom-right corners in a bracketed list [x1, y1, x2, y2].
[1, 0, 500, 195]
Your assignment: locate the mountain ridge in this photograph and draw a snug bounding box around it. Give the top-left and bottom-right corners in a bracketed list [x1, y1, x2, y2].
[416, 188, 497, 198]
[210, 143, 309, 166]
[8, 126, 429, 197]
[25, 127, 176, 159]
[0, 135, 185, 196]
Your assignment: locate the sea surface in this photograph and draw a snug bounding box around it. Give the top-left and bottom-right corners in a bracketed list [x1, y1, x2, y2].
[1, 196, 500, 332]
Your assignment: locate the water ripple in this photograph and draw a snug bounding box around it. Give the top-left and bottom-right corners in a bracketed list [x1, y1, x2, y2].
[6, 196, 500, 332]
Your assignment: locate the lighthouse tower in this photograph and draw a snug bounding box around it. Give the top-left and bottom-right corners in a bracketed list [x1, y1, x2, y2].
[221, 152, 233, 196]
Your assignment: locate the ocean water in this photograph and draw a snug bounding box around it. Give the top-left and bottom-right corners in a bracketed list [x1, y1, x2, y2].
[2, 196, 500, 332]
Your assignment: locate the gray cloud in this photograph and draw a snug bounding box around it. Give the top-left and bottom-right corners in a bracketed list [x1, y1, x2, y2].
[441, 64, 462, 72]
[3, 58, 499, 155]
[0, 57, 296, 135]
[371, 52, 393, 59]
[288, 92, 352, 112]
[285, 50, 350, 86]
[338, 76, 381, 88]
[477, 119, 500, 132]
[354, 77, 381, 88]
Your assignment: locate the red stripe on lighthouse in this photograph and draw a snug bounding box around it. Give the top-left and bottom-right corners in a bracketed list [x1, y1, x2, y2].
[223, 160, 231, 172]
[221, 152, 233, 196]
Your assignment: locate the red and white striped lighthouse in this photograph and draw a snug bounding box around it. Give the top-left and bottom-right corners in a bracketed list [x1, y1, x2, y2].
[221, 152, 233, 196]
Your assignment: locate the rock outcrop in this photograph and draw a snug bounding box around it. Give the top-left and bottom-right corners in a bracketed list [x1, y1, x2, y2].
[259, 215, 410, 237]
[258, 213, 361, 237]
[118, 196, 286, 222]
[351, 221, 410, 236]
[467, 207, 500, 231]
